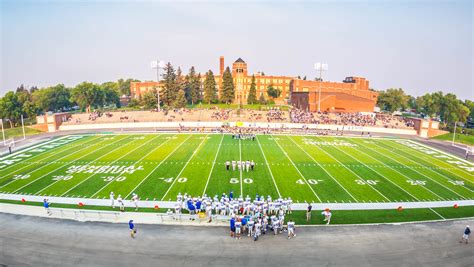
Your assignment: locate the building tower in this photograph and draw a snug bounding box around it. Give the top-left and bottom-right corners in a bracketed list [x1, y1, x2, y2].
[232, 58, 247, 104]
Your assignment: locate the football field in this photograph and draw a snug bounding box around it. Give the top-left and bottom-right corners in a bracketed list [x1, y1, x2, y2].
[0, 133, 473, 203]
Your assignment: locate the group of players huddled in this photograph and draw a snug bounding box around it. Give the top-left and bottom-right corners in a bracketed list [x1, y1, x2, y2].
[175, 192, 296, 240]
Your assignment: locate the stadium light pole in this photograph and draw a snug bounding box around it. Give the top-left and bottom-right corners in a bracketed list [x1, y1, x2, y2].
[0, 119, 5, 145]
[21, 115, 26, 140]
[314, 63, 328, 112]
[151, 60, 164, 111]
[452, 121, 457, 145]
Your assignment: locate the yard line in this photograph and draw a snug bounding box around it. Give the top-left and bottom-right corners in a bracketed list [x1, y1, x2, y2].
[202, 134, 224, 196]
[0, 136, 102, 180]
[319, 137, 420, 202]
[161, 134, 209, 201]
[90, 135, 165, 198]
[124, 135, 192, 199]
[0, 134, 72, 161]
[307, 137, 390, 201]
[354, 139, 470, 199]
[59, 136, 159, 197]
[239, 138, 243, 197]
[6, 136, 127, 192]
[256, 136, 281, 198]
[288, 136, 358, 202]
[429, 208, 446, 220]
[345, 140, 446, 200]
[381, 141, 474, 186]
[272, 136, 322, 202]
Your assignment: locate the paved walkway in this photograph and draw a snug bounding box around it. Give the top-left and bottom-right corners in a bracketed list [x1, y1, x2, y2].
[0, 212, 472, 267]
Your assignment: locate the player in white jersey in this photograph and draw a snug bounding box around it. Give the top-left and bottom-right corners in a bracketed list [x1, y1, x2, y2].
[206, 204, 213, 222]
[235, 220, 242, 239]
[254, 221, 262, 241]
[117, 195, 124, 212]
[322, 209, 332, 224]
[131, 193, 139, 211]
[273, 219, 280, 235]
[287, 220, 296, 239]
[247, 218, 255, 237]
[110, 192, 115, 208]
[232, 160, 236, 171]
[245, 160, 250, 172]
[174, 202, 181, 214]
[237, 161, 242, 171]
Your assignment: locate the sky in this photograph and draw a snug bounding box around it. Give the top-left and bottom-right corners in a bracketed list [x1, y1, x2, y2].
[0, 0, 472, 100]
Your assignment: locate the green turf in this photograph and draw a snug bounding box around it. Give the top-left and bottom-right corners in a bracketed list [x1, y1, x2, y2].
[432, 133, 474, 146]
[1, 134, 473, 206]
[2, 126, 43, 140]
[1, 199, 472, 225]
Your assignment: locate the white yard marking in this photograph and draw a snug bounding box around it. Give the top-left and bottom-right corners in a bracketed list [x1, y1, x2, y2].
[429, 208, 446, 220]
[3, 136, 124, 191]
[322, 138, 422, 202]
[0, 135, 73, 161]
[124, 135, 191, 199]
[161, 135, 209, 200]
[383, 140, 474, 185]
[239, 138, 243, 197]
[346, 139, 447, 200]
[288, 136, 358, 202]
[202, 134, 225, 196]
[272, 135, 322, 202]
[58, 136, 159, 197]
[359, 140, 471, 198]
[0, 136, 101, 180]
[90, 135, 167, 198]
[256, 136, 281, 198]
[308, 137, 391, 202]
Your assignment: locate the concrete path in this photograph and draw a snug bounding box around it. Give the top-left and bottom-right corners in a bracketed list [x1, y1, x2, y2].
[0, 213, 472, 267]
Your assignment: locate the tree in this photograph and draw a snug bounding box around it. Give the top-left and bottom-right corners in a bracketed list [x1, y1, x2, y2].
[117, 78, 139, 96]
[161, 62, 177, 106]
[266, 84, 281, 99]
[258, 93, 267, 105]
[50, 84, 72, 111]
[101, 82, 121, 107]
[203, 70, 217, 104]
[247, 75, 257, 104]
[376, 88, 409, 112]
[128, 98, 140, 108]
[220, 67, 235, 104]
[71, 82, 104, 113]
[185, 66, 200, 105]
[174, 89, 187, 108]
[0, 91, 22, 128]
[464, 100, 474, 121]
[32, 88, 54, 114]
[142, 89, 158, 109]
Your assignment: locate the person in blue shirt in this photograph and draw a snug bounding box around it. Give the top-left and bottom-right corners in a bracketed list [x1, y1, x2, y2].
[241, 217, 248, 235]
[188, 201, 196, 215]
[129, 220, 136, 238]
[43, 198, 52, 216]
[230, 216, 236, 238]
[460, 225, 470, 244]
[229, 191, 234, 200]
[196, 200, 202, 212]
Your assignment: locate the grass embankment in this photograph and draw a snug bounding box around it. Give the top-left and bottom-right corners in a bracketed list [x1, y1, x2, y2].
[2, 126, 43, 140]
[432, 133, 474, 146]
[2, 199, 472, 225]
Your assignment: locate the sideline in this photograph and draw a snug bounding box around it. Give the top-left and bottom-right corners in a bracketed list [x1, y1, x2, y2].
[1, 193, 472, 210]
